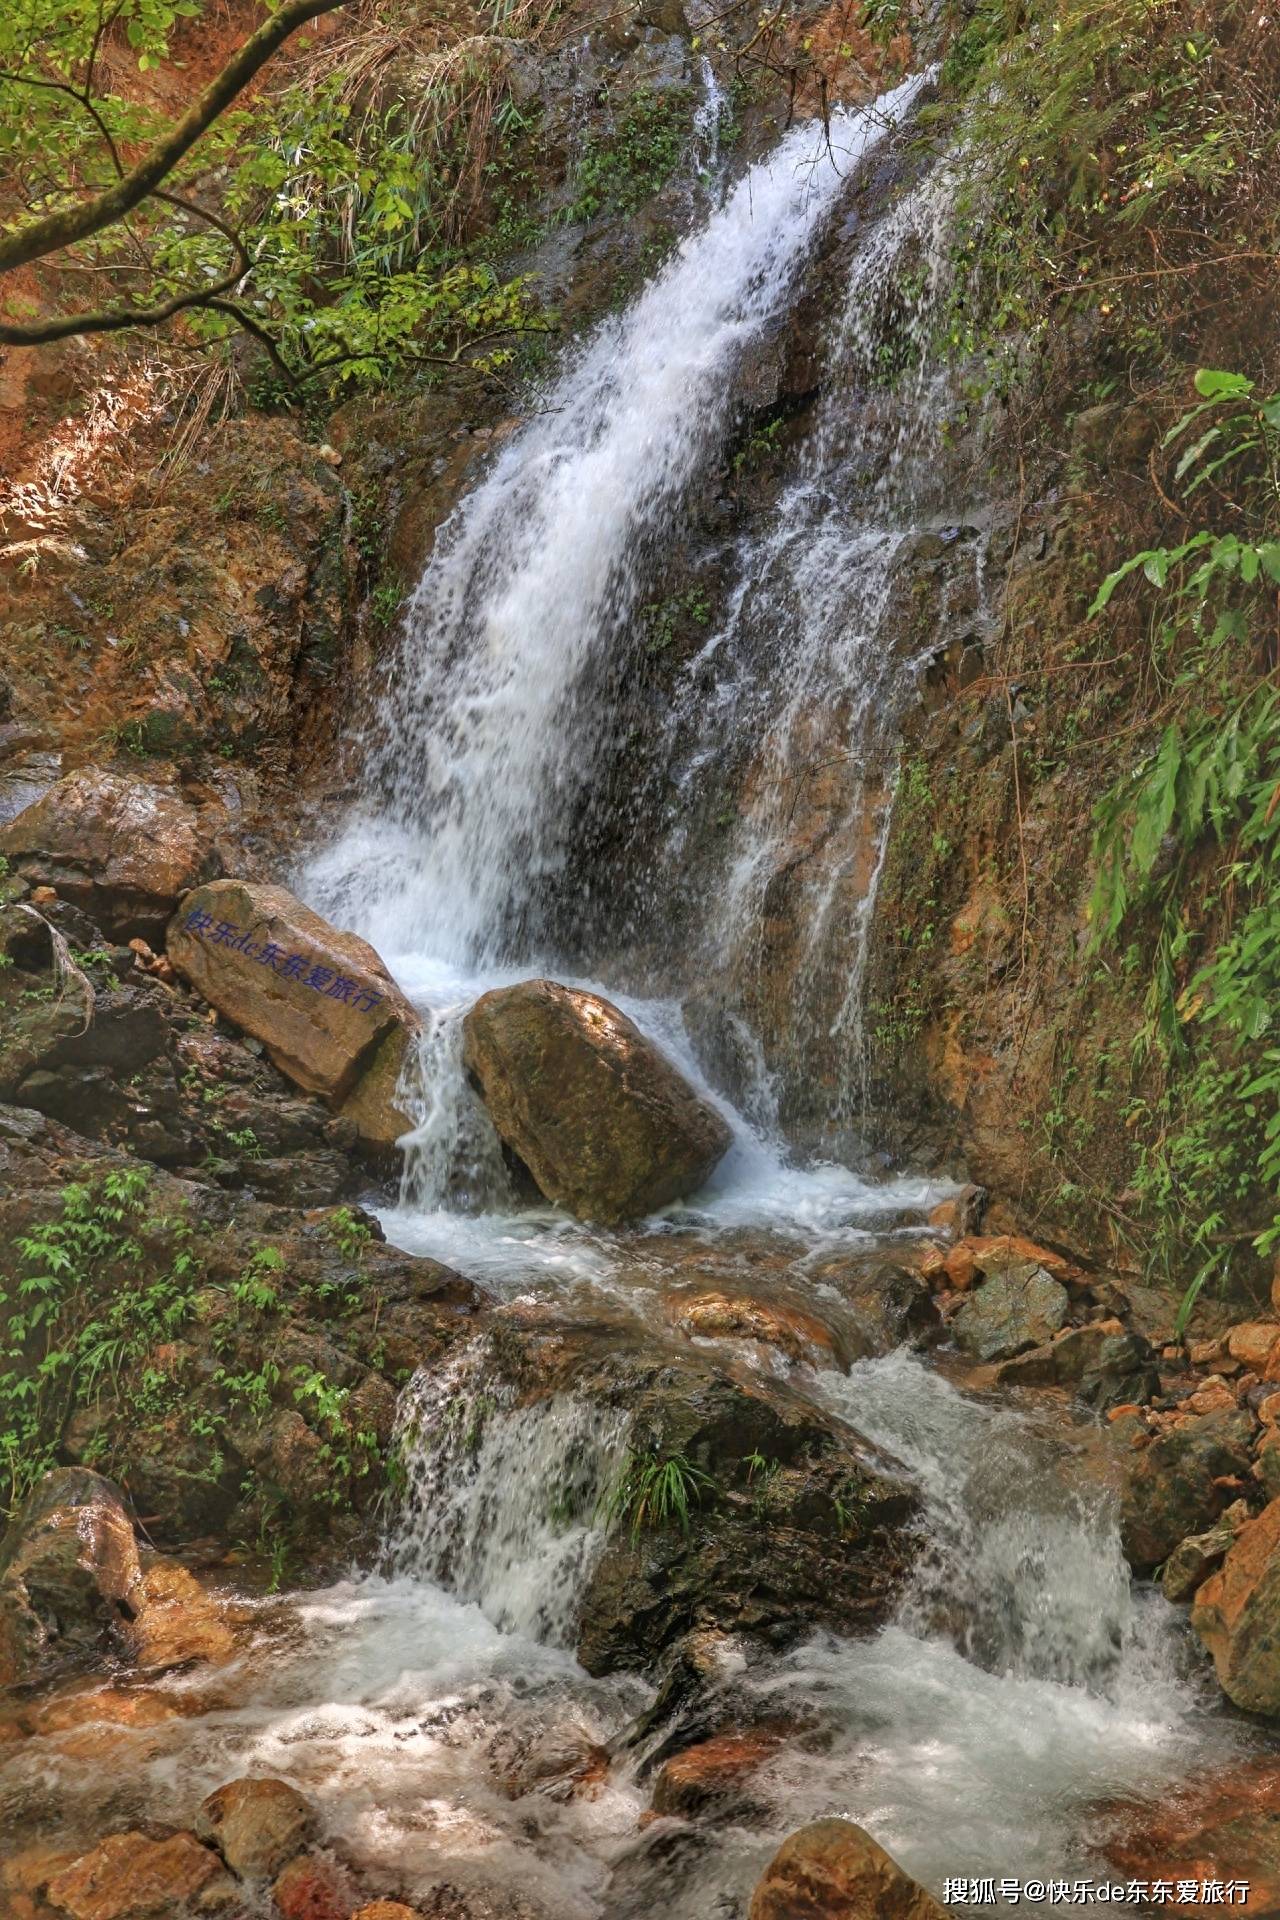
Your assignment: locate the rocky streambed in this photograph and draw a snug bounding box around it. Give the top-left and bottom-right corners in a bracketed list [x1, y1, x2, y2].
[2, 784, 1280, 1918]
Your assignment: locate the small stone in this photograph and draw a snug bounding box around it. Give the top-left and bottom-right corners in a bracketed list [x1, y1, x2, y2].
[198, 1776, 314, 1880]
[1185, 1375, 1239, 1416]
[351, 1907, 421, 1920]
[1227, 1322, 1280, 1373]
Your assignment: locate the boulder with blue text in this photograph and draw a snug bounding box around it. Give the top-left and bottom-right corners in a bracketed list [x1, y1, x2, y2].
[167, 878, 419, 1151]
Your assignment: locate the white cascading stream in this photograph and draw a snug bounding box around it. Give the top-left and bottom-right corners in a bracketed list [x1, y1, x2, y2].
[304, 72, 929, 972]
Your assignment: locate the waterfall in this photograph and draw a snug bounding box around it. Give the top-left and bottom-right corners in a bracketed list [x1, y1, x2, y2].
[303, 72, 929, 980]
[385, 1342, 630, 1644]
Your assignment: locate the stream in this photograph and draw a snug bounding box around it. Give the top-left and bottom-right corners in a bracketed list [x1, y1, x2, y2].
[2, 72, 1270, 1920]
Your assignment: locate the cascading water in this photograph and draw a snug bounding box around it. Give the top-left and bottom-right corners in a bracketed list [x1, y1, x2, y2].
[304, 71, 929, 976]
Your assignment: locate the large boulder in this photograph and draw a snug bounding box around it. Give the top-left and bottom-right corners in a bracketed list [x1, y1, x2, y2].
[462, 979, 731, 1223]
[488, 1321, 918, 1676]
[1191, 1496, 1280, 1713]
[0, 1468, 146, 1686]
[748, 1819, 949, 1920]
[197, 1776, 315, 1880]
[950, 1259, 1069, 1363]
[167, 879, 420, 1149]
[0, 769, 225, 940]
[1118, 1410, 1255, 1573]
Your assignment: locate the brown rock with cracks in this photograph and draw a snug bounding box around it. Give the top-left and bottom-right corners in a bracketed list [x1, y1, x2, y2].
[44, 1831, 237, 1918]
[1119, 1410, 1255, 1572]
[198, 1775, 315, 1880]
[748, 1818, 950, 1920]
[0, 768, 227, 941]
[462, 978, 731, 1224]
[167, 879, 419, 1149]
[125, 1555, 235, 1672]
[1191, 1496, 1280, 1713]
[351, 1907, 423, 1920]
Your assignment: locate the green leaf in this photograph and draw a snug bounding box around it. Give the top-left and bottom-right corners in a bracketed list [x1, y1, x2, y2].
[1194, 368, 1254, 400]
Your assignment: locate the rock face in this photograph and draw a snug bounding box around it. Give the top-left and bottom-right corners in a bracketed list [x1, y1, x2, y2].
[0, 769, 225, 940]
[748, 1819, 949, 1920]
[167, 879, 420, 1149]
[1191, 1497, 1280, 1713]
[1118, 1410, 1255, 1573]
[197, 1776, 315, 1880]
[0, 1468, 145, 1685]
[462, 979, 732, 1223]
[950, 1260, 1070, 1363]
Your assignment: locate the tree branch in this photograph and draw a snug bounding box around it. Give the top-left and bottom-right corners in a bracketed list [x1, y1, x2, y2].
[0, 0, 346, 275]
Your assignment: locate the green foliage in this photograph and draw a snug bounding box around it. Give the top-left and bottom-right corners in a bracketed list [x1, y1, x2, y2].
[0, 1169, 199, 1513]
[642, 588, 711, 656]
[0, 0, 551, 390]
[599, 1446, 713, 1538]
[568, 87, 692, 224]
[323, 1205, 373, 1261]
[1086, 370, 1280, 1325]
[935, 0, 1277, 385]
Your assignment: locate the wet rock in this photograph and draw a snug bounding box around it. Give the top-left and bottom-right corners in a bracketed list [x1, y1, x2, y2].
[1161, 1501, 1250, 1605]
[0, 769, 225, 941]
[126, 1554, 235, 1671]
[0, 1468, 145, 1685]
[1105, 1755, 1280, 1914]
[198, 1776, 315, 1880]
[44, 1831, 237, 1918]
[836, 1260, 942, 1356]
[271, 1851, 354, 1920]
[665, 1291, 846, 1368]
[351, 1907, 423, 1920]
[651, 1726, 784, 1818]
[491, 1719, 611, 1800]
[1119, 1410, 1255, 1573]
[1191, 1496, 1280, 1712]
[995, 1320, 1159, 1411]
[462, 979, 731, 1224]
[951, 1261, 1069, 1363]
[167, 879, 420, 1150]
[748, 1818, 949, 1920]
[550, 1328, 917, 1676]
